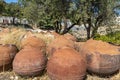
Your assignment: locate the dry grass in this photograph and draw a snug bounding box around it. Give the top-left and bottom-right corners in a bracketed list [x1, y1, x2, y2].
[0, 28, 26, 49]
[0, 71, 50, 80]
[0, 71, 120, 80]
[0, 27, 54, 50]
[86, 72, 120, 80]
[33, 33, 54, 45]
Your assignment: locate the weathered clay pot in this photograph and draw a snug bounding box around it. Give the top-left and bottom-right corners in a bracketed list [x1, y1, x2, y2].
[63, 33, 77, 41]
[47, 36, 75, 57]
[13, 47, 47, 76]
[21, 36, 46, 52]
[74, 42, 85, 52]
[0, 44, 18, 71]
[47, 47, 86, 80]
[51, 31, 60, 39]
[81, 39, 120, 75]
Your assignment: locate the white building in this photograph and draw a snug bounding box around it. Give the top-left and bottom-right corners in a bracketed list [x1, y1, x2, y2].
[0, 16, 28, 25]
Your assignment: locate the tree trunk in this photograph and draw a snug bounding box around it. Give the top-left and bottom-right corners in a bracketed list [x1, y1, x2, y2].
[13, 17, 15, 25]
[54, 21, 61, 33]
[86, 18, 92, 40]
[33, 23, 37, 29]
[62, 18, 81, 34]
[86, 27, 91, 39]
[91, 27, 98, 38]
[61, 23, 76, 35]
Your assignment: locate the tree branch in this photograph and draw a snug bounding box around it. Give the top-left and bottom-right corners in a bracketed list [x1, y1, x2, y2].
[61, 18, 81, 34]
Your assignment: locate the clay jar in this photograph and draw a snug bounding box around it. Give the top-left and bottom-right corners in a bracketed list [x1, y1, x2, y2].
[21, 36, 46, 52]
[81, 39, 120, 75]
[51, 31, 60, 39]
[0, 44, 18, 71]
[63, 33, 76, 41]
[47, 36, 75, 57]
[74, 42, 85, 52]
[47, 47, 86, 80]
[13, 47, 47, 76]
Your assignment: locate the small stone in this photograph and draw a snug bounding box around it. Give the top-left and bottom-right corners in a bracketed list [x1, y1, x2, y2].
[14, 76, 18, 80]
[10, 76, 14, 80]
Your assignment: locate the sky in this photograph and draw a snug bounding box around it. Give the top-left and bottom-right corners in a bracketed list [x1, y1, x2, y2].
[5, 0, 18, 3]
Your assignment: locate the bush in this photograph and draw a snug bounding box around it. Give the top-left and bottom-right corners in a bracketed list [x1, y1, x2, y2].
[94, 31, 120, 45]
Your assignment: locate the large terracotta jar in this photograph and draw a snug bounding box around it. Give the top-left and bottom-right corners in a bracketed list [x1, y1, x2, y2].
[13, 47, 47, 76]
[0, 44, 18, 71]
[81, 39, 120, 75]
[51, 31, 60, 39]
[21, 36, 46, 52]
[74, 42, 85, 52]
[47, 47, 86, 80]
[63, 33, 77, 41]
[47, 36, 75, 57]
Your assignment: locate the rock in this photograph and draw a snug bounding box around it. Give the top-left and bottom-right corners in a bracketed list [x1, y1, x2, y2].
[47, 47, 86, 80]
[81, 39, 120, 75]
[13, 47, 47, 76]
[0, 44, 18, 71]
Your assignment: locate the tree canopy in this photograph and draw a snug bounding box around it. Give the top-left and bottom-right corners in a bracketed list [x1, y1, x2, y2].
[0, 0, 6, 15]
[0, 0, 119, 39]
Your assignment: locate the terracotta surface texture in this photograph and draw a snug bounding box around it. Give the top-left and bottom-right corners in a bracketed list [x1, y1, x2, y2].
[51, 31, 60, 38]
[47, 47, 86, 80]
[0, 44, 18, 71]
[82, 39, 120, 55]
[74, 42, 85, 52]
[81, 39, 120, 75]
[63, 33, 77, 41]
[47, 36, 75, 56]
[21, 36, 46, 51]
[13, 47, 47, 76]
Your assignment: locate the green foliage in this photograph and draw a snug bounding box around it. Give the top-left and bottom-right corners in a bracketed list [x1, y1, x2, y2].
[0, 1, 23, 19]
[0, 0, 6, 15]
[17, 0, 118, 37]
[20, 0, 54, 27]
[4, 3, 21, 17]
[94, 31, 120, 45]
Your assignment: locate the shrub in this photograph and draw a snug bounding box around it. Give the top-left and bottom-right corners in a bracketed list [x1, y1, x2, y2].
[94, 31, 120, 45]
